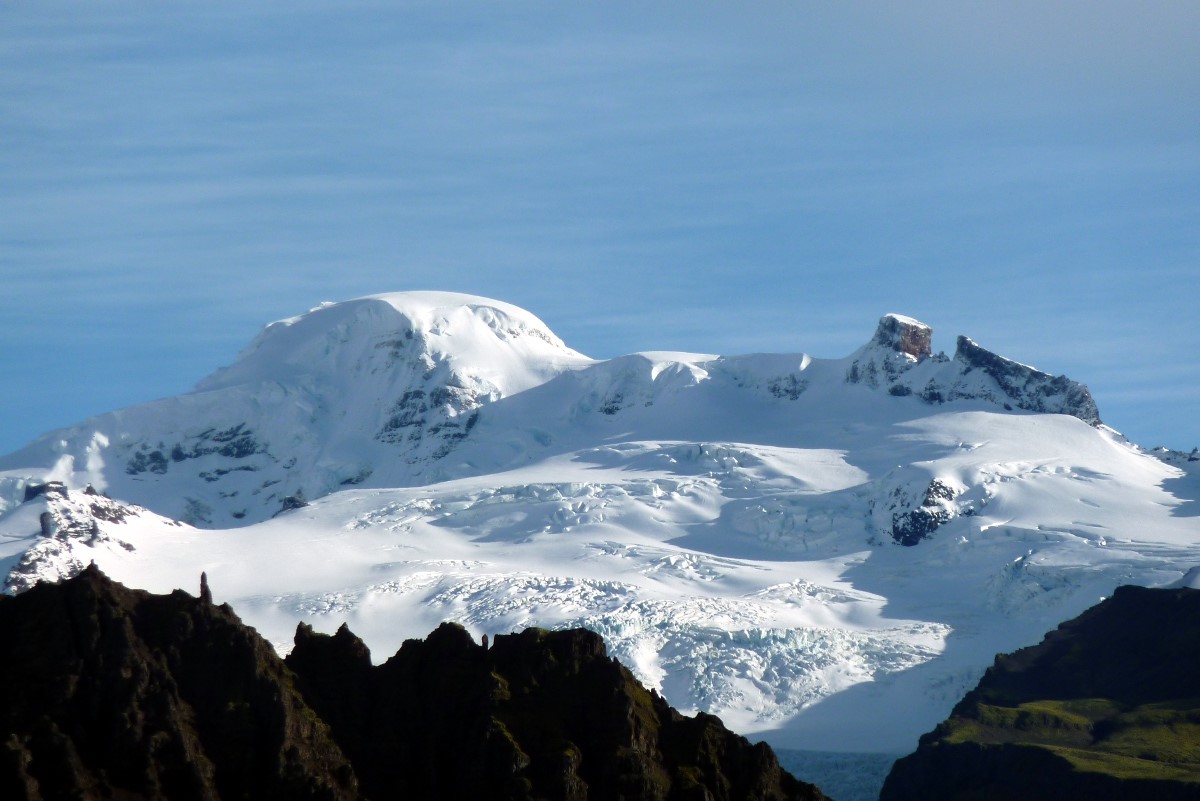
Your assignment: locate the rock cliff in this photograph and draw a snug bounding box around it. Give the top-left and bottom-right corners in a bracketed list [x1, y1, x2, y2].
[0, 564, 357, 800]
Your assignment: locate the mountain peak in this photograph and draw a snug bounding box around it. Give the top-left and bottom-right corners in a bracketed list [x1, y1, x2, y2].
[0, 297, 1107, 530]
[872, 313, 933, 360]
[843, 313, 936, 389]
[195, 291, 589, 396]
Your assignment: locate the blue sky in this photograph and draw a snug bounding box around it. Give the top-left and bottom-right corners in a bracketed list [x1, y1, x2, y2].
[2, 0, 1197, 454]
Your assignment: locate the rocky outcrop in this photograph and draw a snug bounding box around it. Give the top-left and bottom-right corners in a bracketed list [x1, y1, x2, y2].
[126, 423, 268, 477]
[22, 481, 69, 502]
[889, 479, 963, 547]
[0, 565, 358, 801]
[873, 314, 933, 361]
[374, 367, 489, 459]
[287, 621, 828, 801]
[3, 486, 156, 595]
[843, 316, 1102, 427]
[952, 336, 1101, 425]
[845, 315, 938, 389]
[881, 585, 1200, 800]
[0, 569, 827, 801]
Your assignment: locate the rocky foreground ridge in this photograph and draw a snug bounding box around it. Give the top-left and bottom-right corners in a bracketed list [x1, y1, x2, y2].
[880, 584, 1200, 800]
[0, 567, 826, 801]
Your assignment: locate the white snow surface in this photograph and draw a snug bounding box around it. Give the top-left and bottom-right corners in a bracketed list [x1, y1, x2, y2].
[1, 292, 1197, 754]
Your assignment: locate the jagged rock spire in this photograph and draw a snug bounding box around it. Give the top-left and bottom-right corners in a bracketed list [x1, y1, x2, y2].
[872, 314, 932, 360]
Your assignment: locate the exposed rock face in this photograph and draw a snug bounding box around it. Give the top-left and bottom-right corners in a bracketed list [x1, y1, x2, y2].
[127, 423, 267, 478]
[287, 621, 829, 801]
[845, 315, 938, 389]
[373, 365, 490, 459]
[0, 569, 827, 801]
[276, 491, 310, 516]
[0, 565, 358, 801]
[954, 336, 1101, 425]
[873, 314, 933, 360]
[889, 479, 962, 547]
[843, 316, 1101, 427]
[4, 486, 154, 595]
[881, 585, 1200, 800]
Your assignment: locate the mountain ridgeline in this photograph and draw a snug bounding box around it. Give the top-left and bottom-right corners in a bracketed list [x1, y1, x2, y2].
[0, 294, 1099, 529]
[0, 567, 827, 801]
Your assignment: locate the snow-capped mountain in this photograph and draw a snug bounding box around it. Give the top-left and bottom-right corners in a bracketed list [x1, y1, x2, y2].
[1, 291, 1196, 767]
[0, 294, 1099, 529]
[0, 293, 592, 528]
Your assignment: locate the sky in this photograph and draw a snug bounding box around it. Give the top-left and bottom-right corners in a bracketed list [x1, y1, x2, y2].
[1, 0, 1197, 454]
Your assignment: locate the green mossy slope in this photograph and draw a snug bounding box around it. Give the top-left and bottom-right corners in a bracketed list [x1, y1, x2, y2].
[881, 585, 1200, 800]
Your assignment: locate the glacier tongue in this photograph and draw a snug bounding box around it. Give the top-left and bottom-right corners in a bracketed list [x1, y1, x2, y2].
[1, 293, 1197, 756]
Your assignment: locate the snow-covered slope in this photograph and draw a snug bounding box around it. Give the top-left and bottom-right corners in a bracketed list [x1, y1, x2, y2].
[0, 292, 592, 527]
[1, 292, 1196, 760]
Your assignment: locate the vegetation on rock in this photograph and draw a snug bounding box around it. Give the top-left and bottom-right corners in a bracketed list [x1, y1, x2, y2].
[881, 585, 1200, 800]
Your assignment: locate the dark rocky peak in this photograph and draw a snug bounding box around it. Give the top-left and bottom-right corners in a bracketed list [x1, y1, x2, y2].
[288, 621, 828, 801]
[292, 620, 374, 673]
[487, 624, 611, 684]
[847, 316, 1103, 426]
[0, 565, 358, 800]
[845, 314, 939, 389]
[0, 568, 828, 800]
[958, 584, 1200, 705]
[954, 336, 1101, 425]
[872, 314, 933, 360]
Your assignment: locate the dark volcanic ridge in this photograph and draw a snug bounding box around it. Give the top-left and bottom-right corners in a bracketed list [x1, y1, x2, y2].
[881, 584, 1200, 801]
[0, 566, 827, 801]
